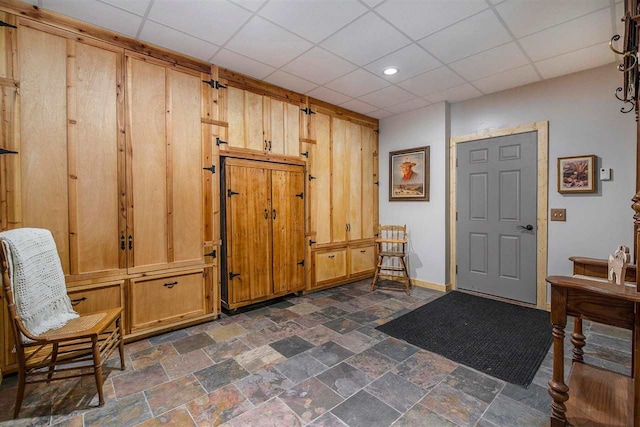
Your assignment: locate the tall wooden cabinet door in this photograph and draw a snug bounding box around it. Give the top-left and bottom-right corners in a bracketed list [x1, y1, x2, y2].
[18, 26, 70, 272]
[126, 56, 168, 270]
[331, 117, 348, 244]
[285, 103, 300, 157]
[347, 122, 362, 241]
[226, 86, 245, 149]
[271, 168, 305, 294]
[269, 98, 285, 155]
[245, 91, 265, 152]
[70, 41, 125, 276]
[361, 126, 377, 239]
[226, 163, 271, 303]
[168, 69, 203, 265]
[314, 112, 331, 245]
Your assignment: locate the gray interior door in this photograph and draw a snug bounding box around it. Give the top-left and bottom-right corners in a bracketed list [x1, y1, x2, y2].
[456, 132, 537, 304]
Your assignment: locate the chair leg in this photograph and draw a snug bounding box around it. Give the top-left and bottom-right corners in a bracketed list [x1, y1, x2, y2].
[47, 343, 58, 383]
[91, 336, 105, 406]
[117, 317, 126, 371]
[400, 257, 411, 295]
[13, 370, 25, 419]
[372, 256, 382, 291]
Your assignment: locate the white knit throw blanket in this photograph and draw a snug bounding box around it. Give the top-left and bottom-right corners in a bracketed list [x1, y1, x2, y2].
[0, 228, 78, 340]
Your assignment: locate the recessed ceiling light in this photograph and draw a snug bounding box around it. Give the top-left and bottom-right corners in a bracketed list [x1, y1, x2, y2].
[383, 67, 398, 76]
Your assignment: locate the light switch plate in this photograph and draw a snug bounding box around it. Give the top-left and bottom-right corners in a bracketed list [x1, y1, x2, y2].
[550, 208, 566, 222]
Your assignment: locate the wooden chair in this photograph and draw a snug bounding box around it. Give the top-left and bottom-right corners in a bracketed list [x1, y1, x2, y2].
[0, 241, 125, 419]
[371, 225, 411, 294]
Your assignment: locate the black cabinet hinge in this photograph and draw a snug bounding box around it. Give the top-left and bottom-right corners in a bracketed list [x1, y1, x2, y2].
[297, 260, 305, 266]
[216, 137, 228, 146]
[203, 165, 215, 173]
[295, 192, 304, 199]
[300, 107, 315, 115]
[309, 239, 316, 246]
[0, 21, 17, 29]
[308, 174, 316, 181]
[374, 128, 380, 134]
[202, 79, 227, 90]
[301, 151, 309, 158]
[205, 250, 216, 258]
[374, 181, 380, 186]
[229, 272, 240, 280]
[227, 189, 240, 197]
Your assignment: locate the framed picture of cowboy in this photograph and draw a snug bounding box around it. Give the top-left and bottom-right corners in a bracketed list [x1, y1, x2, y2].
[389, 146, 430, 201]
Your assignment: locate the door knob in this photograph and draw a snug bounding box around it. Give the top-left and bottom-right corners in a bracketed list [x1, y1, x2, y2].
[517, 224, 534, 231]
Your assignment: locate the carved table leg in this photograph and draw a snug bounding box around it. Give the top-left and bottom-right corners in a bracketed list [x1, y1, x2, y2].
[571, 317, 585, 363]
[550, 285, 569, 427]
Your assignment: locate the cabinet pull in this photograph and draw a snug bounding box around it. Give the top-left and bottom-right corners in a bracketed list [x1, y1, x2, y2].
[264, 208, 268, 219]
[272, 209, 277, 220]
[328, 255, 335, 259]
[268, 141, 272, 151]
[229, 272, 241, 280]
[120, 235, 125, 251]
[70, 297, 87, 306]
[163, 281, 178, 289]
[128, 235, 133, 250]
[360, 250, 366, 253]
[264, 140, 268, 151]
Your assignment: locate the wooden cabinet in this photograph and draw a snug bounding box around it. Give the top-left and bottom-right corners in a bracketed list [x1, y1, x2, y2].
[226, 86, 300, 156]
[314, 249, 348, 288]
[222, 158, 305, 309]
[130, 269, 208, 333]
[67, 281, 125, 317]
[350, 245, 376, 276]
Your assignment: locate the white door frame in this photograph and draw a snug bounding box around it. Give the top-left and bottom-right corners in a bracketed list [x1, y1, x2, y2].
[449, 121, 549, 309]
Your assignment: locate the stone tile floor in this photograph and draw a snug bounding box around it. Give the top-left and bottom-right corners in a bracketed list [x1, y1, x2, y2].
[0, 279, 632, 426]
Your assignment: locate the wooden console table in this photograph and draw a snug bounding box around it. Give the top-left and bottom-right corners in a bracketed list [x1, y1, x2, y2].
[546, 275, 640, 426]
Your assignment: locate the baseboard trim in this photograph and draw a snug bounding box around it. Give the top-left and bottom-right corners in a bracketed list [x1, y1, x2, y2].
[385, 277, 450, 293]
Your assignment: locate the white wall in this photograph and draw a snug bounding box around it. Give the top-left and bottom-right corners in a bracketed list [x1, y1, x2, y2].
[451, 64, 636, 278]
[378, 102, 450, 286]
[379, 64, 636, 288]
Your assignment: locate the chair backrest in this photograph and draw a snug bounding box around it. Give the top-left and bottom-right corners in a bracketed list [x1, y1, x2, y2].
[377, 225, 407, 255]
[0, 228, 77, 345]
[608, 245, 630, 285]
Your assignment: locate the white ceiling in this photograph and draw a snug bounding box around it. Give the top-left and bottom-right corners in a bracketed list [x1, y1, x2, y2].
[29, 0, 623, 119]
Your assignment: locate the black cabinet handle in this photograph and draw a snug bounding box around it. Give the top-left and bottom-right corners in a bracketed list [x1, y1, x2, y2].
[120, 235, 125, 251]
[273, 209, 277, 220]
[229, 272, 241, 280]
[264, 140, 268, 151]
[163, 281, 178, 289]
[70, 297, 87, 306]
[268, 141, 272, 151]
[360, 250, 366, 253]
[264, 208, 268, 219]
[328, 255, 335, 259]
[128, 235, 133, 250]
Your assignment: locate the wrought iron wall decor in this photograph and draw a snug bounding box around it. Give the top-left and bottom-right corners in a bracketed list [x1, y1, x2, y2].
[614, 1, 640, 119]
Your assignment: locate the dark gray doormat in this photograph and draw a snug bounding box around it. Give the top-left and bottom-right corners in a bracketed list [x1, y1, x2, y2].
[376, 291, 552, 387]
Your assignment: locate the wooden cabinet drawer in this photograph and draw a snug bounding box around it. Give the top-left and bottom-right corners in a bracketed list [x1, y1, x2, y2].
[67, 281, 124, 316]
[314, 249, 347, 286]
[350, 245, 376, 275]
[130, 270, 206, 332]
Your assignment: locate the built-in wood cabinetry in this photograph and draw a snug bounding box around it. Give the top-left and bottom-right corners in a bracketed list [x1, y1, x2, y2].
[222, 158, 305, 309]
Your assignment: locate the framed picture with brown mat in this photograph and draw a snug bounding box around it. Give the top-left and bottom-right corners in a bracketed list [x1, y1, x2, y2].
[557, 154, 596, 194]
[389, 146, 430, 201]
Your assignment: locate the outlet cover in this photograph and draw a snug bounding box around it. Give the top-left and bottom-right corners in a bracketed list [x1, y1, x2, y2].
[550, 208, 566, 222]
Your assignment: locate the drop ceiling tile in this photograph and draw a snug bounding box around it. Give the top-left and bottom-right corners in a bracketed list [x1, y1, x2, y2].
[140, 21, 219, 61]
[229, 0, 267, 12]
[535, 42, 615, 79]
[325, 69, 390, 98]
[340, 99, 378, 115]
[449, 42, 529, 81]
[149, 0, 250, 46]
[212, 49, 276, 80]
[398, 66, 465, 96]
[282, 47, 356, 85]
[307, 87, 352, 105]
[519, 9, 612, 62]
[226, 17, 313, 67]
[321, 12, 411, 66]
[375, 0, 488, 40]
[259, 0, 367, 43]
[496, 0, 609, 38]
[264, 71, 318, 94]
[358, 85, 415, 108]
[419, 9, 512, 64]
[368, 109, 395, 119]
[42, 0, 142, 37]
[424, 83, 482, 104]
[99, 0, 149, 16]
[385, 98, 430, 114]
[472, 64, 540, 94]
[364, 44, 441, 81]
